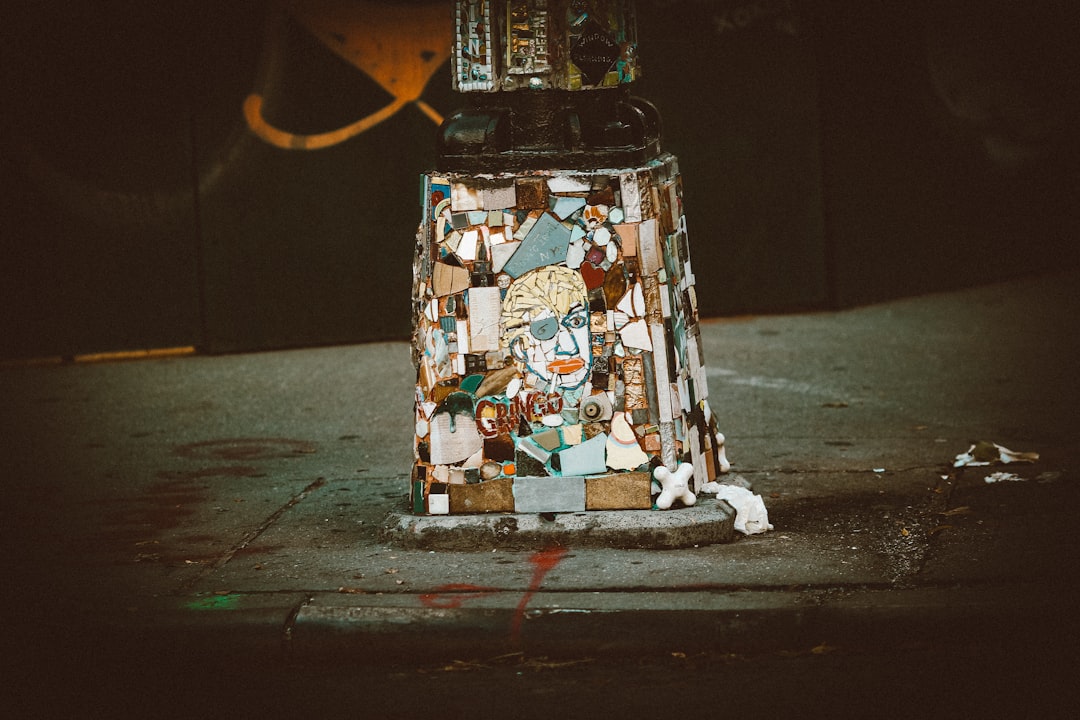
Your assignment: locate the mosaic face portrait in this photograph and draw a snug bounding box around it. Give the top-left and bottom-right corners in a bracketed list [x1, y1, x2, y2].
[501, 266, 592, 392]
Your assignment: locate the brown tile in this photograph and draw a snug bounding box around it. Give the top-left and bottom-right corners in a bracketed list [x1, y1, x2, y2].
[613, 223, 638, 256]
[585, 472, 653, 510]
[449, 476, 515, 514]
[515, 177, 548, 209]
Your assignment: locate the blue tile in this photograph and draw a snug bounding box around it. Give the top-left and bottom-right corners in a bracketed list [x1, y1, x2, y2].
[512, 476, 586, 513]
[501, 213, 573, 279]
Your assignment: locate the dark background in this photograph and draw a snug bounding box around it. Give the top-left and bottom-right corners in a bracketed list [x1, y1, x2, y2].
[3, 0, 1077, 360]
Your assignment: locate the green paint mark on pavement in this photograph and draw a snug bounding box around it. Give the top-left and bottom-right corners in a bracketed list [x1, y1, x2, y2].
[186, 594, 241, 611]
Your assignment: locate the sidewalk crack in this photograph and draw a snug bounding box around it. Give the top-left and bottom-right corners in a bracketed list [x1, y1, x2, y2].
[175, 477, 327, 592]
[881, 467, 957, 586]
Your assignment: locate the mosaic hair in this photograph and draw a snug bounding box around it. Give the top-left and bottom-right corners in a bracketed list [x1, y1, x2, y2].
[500, 265, 589, 356]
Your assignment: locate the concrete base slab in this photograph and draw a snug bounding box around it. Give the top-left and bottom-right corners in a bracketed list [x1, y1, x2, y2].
[380, 497, 736, 550]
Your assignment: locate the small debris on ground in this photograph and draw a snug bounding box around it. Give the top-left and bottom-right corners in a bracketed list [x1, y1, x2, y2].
[984, 471, 1026, 484]
[954, 441, 1039, 467]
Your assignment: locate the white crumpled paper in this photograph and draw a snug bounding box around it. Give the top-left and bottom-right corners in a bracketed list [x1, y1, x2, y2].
[701, 482, 773, 535]
[954, 441, 1039, 468]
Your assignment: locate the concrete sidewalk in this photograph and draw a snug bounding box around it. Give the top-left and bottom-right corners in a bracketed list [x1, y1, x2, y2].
[3, 270, 1079, 673]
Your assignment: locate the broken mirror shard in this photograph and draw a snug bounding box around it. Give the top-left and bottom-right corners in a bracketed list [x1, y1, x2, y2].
[412, 1, 726, 514]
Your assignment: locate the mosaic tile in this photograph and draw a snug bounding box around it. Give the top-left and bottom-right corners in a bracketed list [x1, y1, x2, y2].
[552, 195, 587, 220]
[515, 178, 548, 209]
[606, 412, 649, 470]
[490, 240, 521, 274]
[585, 471, 652, 510]
[449, 476, 515, 514]
[556, 431, 608, 476]
[482, 184, 517, 210]
[454, 0, 495, 92]
[513, 475, 586, 513]
[428, 492, 450, 515]
[548, 176, 590, 193]
[432, 262, 471, 297]
[500, 212, 573, 278]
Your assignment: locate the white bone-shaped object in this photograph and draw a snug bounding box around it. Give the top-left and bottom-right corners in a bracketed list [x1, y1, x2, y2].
[654, 462, 696, 510]
[716, 432, 731, 473]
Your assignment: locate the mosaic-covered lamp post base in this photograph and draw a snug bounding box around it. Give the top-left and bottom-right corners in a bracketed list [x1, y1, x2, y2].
[412, 155, 726, 515]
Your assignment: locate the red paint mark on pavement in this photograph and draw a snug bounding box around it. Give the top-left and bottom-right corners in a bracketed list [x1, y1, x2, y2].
[420, 583, 501, 609]
[510, 545, 569, 643]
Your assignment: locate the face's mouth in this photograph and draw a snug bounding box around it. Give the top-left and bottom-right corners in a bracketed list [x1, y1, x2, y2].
[549, 357, 586, 374]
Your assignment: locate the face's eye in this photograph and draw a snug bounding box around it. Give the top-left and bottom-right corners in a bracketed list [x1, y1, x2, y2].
[563, 311, 588, 330]
[530, 316, 559, 341]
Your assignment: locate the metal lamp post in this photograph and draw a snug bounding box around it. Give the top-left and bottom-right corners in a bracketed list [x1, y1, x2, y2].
[411, 0, 727, 515]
